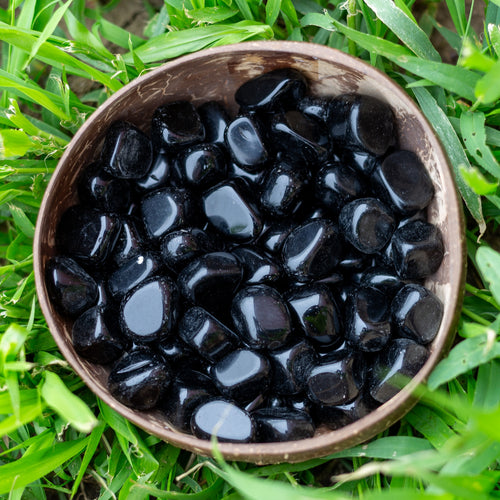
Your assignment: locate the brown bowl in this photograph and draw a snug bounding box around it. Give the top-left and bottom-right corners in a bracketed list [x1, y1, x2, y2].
[34, 41, 465, 464]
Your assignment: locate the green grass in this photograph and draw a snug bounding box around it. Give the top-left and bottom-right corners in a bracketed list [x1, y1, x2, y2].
[1, 0, 500, 498]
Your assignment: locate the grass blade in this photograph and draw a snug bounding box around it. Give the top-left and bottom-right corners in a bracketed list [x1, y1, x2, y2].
[266, 0, 282, 27]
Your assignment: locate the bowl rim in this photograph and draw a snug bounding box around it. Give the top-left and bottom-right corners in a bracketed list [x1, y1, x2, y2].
[33, 40, 466, 464]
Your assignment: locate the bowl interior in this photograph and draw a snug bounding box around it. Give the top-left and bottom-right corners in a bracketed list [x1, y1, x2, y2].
[34, 41, 465, 464]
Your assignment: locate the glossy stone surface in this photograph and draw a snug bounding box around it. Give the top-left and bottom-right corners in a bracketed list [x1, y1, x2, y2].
[232, 246, 282, 286]
[45, 256, 98, 317]
[191, 399, 255, 442]
[101, 121, 153, 179]
[253, 408, 315, 442]
[343, 149, 378, 176]
[391, 221, 444, 279]
[136, 153, 171, 192]
[391, 284, 443, 344]
[157, 338, 198, 367]
[339, 198, 395, 254]
[312, 393, 374, 429]
[257, 221, 294, 254]
[231, 285, 292, 350]
[298, 95, 331, 123]
[360, 266, 405, 298]
[281, 219, 342, 282]
[108, 348, 170, 410]
[197, 101, 230, 146]
[111, 218, 144, 268]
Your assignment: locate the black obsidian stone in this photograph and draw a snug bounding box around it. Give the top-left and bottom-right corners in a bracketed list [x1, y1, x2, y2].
[108, 348, 170, 410]
[203, 179, 262, 242]
[228, 162, 265, 185]
[312, 393, 374, 429]
[157, 338, 197, 366]
[258, 221, 294, 254]
[253, 408, 315, 442]
[135, 153, 171, 192]
[297, 95, 331, 124]
[343, 149, 378, 176]
[151, 101, 205, 150]
[179, 307, 238, 363]
[45, 256, 98, 317]
[56, 206, 121, 266]
[232, 246, 282, 286]
[72, 306, 126, 364]
[231, 285, 292, 350]
[111, 218, 144, 268]
[339, 198, 395, 254]
[286, 284, 343, 346]
[391, 221, 444, 279]
[391, 284, 443, 344]
[211, 348, 271, 402]
[235, 68, 307, 111]
[338, 248, 371, 273]
[191, 399, 255, 442]
[141, 187, 195, 240]
[281, 219, 342, 282]
[372, 150, 434, 215]
[369, 338, 428, 403]
[197, 101, 230, 146]
[101, 121, 153, 179]
[360, 266, 405, 298]
[345, 287, 392, 352]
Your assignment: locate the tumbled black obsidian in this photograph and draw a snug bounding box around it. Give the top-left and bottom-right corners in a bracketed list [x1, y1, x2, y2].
[338, 248, 371, 273]
[253, 407, 315, 442]
[45, 256, 98, 317]
[225, 116, 268, 171]
[56, 206, 121, 266]
[343, 149, 378, 176]
[232, 246, 282, 286]
[339, 198, 395, 254]
[286, 284, 343, 346]
[179, 307, 238, 363]
[345, 287, 392, 352]
[372, 150, 434, 215]
[231, 285, 292, 350]
[257, 221, 294, 254]
[228, 162, 265, 185]
[111, 218, 144, 268]
[269, 340, 317, 395]
[157, 338, 197, 366]
[72, 306, 126, 364]
[369, 338, 428, 403]
[391, 221, 444, 279]
[151, 101, 205, 150]
[312, 393, 374, 429]
[160, 227, 215, 272]
[212, 348, 271, 402]
[141, 187, 195, 240]
[191, 399, 255, 442]
[107, 252, 161, 300]
[135, 153, 171, 192]
[177, 252, 242, 318]
[108, 348, 170, 410]
[260, 160, 308, 218]
[391, 284, 443, 344]
[315, 162, 367, 211]
[197, 101, 230, 146]
[235, 68, 307, 111]
[203, 179, 262, 242]
[360, 266, 404, 298]
[316, 339, 350, 362]
[281, 219, 342, 282]
[298, 95, 331, 123]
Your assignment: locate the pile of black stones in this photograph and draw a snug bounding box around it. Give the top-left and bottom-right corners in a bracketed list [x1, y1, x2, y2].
[46, 68, 445, 444]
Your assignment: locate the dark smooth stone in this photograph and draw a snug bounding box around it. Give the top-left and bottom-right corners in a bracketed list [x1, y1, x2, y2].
[391, 221, 444, 279]
[391, 284, 443, 344]
[56, 206, 121, 266]
[316, 339, 351, 362]
[151, 101, 205, 150]
[45, 256, 98, 317]
[297, 95, 331, 123]
[111, 218, 144, 268]
[252, 408, 315, 442]
[228, 162, 265, 184]
[179, 307, 239, 363]
[312, 393, 374, 429]
[360, 266, 405, 298]
[101, 121, 153, 179]
[231, 285, 292, 350]
[107, 252, 161, 299]
[108, 348, 170, 410]
[369, 338, 428, 403]
[135, 153, 171, 192]
[397, 210, 427, 229]
[373, 150, 434, 215]
[307, 355, 365, 406]
[232, 246, 282, 286]
[211, 348, 271, 402]
[281, 219, 342, 282]
[120, 276, 179, 343]
[141, 187, 195, 240]
[191, 399, 255, 442]
[257, 221, 294, 254]
[72, 305, 126, 364]
[203, 179, 262, 242]
[157, 338, 196, 366]
[197, 101, 231, 146]
[284, 394, 312, 414]
[339, 198, 395, 254]
[78, 162, 132, 212]
[234, 68, 307, 111]
[345, 287, 392, 352]
[286, 284, 343, 346]
[338, 248, 371, 273]
[245, 394, 267, 412]
[342, 149, 378, 176]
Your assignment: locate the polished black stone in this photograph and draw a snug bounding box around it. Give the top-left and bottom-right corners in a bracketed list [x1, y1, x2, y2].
[111, 218, 144, 268]
[257, 221, 294, 254]
[252, 407, 315, 442]
[391, 284, 443, 344]
[360, 266, 405, 298]
[157, 338, 197, 366]
[101, 121, 153, 179]
[108, 348, 170, 410]
[231, 285, 292, 350]
[135, 153, 171, 192]
[191, 399, 255, 442]
[198, 101, 230, 146]
[312, 393, 374, 429]
[342, 149, 378, 176]
[45, 256, 98, 317]
[232, 246, 282, 286]
[339, 198, 395, 254]
[391, 221, 444, 279]
[338, 248, 371, 273]
[228, 162, 265, 185]
[281, 219, 342, 282]
[298, 95, 331, 123]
